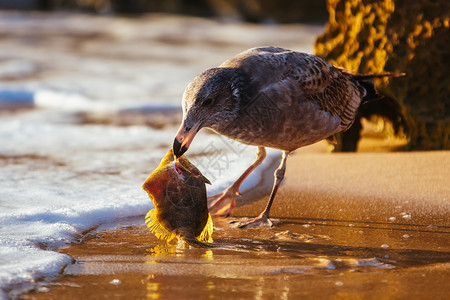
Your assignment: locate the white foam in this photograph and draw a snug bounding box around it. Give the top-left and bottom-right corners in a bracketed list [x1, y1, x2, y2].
[0, 12, 320, 296]
[0, 94, 171, 294]
[0, 247, 72, 294]
[0, 90, 277, 295]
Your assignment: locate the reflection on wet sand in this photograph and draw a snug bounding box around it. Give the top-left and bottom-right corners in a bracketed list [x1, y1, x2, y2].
[20, 147, 450, 299]
[20, 210, 450, 299]
[136, 218, 448, 299]
[17, 146, 450, 299]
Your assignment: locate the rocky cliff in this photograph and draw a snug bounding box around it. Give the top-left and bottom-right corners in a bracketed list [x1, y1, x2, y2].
[315, 0, 449, 150]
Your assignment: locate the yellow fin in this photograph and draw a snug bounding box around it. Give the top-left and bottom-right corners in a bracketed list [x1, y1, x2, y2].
[145, 209, 177, 243]
[145, 209, 213, 245]
[196, 213, 214, 243]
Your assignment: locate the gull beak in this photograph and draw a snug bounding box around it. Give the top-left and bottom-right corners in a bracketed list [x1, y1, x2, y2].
[173, 120, 201, 159]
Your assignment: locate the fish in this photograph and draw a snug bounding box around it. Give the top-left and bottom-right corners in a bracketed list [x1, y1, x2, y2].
[142, 149, 213, 247]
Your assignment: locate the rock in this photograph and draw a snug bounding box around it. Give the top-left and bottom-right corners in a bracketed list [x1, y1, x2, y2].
[315, 0, 450, 150]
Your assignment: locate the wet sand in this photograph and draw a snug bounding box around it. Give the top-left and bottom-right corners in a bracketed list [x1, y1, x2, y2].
[20, 140, 450, 299]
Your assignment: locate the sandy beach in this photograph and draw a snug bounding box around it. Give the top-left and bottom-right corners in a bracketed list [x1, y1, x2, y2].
[19, 139, 450, 299]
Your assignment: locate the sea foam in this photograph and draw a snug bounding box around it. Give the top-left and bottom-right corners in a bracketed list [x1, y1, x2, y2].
[0, 88, 278, 296]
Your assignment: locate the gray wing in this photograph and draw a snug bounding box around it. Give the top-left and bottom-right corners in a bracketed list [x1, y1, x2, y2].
[221, 47, 365, 131]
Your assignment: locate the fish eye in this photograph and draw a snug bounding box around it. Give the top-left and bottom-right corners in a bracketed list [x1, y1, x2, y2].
[202, 98, 213, 107]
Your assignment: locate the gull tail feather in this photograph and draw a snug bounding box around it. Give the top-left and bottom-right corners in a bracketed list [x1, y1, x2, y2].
[353, 73, 405, 103]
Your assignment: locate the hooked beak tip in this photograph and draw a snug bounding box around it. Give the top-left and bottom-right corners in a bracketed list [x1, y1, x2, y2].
[173, 119, 202, 158]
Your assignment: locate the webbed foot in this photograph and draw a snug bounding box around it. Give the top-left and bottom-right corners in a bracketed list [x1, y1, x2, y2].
[229, 215, 279, 229]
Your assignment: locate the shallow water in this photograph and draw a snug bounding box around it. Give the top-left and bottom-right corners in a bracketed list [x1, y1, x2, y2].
[19, 214, 450, 299]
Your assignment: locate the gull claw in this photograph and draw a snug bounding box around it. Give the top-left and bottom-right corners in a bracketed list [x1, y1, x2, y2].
[229, 216, 277, 229]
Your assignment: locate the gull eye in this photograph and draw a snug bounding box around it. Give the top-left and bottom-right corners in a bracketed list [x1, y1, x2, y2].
[202, 98, 213, 107]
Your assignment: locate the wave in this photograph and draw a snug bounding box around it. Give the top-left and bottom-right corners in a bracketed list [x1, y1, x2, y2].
[0, 88, 280, 296]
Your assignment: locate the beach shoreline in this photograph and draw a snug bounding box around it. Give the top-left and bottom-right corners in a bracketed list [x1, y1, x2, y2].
[19, 143, 450, 299]
[1, 11, 448, 299]
[0, 13, 326, 296]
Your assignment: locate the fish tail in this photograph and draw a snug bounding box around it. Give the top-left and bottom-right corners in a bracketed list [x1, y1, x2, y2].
[145, 209, 177, 242]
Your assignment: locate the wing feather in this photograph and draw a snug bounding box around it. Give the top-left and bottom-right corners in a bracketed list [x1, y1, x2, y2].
[221, 47, 364, 131]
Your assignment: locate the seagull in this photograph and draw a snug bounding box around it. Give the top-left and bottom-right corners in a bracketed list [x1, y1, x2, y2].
[173, 46, 401, 227]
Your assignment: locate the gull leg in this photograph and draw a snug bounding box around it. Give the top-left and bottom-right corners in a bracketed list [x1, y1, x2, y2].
[236, 150, 289, 228]
[208, 146, 266, 217]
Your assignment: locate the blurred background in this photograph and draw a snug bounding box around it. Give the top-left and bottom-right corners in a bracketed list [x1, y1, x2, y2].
[1, 0, 448, 150]
[0, 0, 328, 23]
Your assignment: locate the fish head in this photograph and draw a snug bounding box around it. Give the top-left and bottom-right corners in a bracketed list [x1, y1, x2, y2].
[142, 149, 210, 203]
[142, 149, 176, 198]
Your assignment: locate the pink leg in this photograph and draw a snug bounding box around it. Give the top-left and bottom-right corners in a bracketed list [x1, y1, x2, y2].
[235, 150, 289, 228]
[208, 147, 266, 217]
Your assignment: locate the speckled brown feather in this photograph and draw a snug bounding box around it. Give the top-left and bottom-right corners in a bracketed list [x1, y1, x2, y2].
[175, 47, 403, 223]
[182, 47, 388, 152]
[220, 47, 365, 131]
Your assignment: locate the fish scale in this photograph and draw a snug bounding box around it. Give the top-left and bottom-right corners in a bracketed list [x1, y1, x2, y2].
[142, 149, 213, 247]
